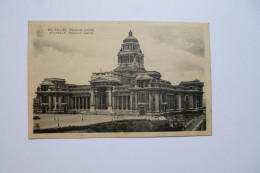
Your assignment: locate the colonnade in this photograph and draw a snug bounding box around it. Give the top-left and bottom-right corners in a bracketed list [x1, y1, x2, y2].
[110, 93, 200, 112]
[113, 95, 130, 110]
[38, 95, 69, 111]
[37, 93, 202, 112]
[72, 96, 90, 110]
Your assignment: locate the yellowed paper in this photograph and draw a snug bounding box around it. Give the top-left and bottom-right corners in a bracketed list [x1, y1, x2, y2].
[28, 21, 212, 139]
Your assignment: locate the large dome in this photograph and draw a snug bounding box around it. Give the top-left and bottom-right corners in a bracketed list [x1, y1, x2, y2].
[123, 30, 139, 43]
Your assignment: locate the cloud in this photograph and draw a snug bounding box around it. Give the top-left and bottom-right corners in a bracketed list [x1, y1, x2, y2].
[142, 39, 205, 84]
[174, 60, 204, 72]
[151, 25, 205, 57]
[30, 23, 208, 94]
[182, 31, 205, 57]
[33, 39, 77, 55]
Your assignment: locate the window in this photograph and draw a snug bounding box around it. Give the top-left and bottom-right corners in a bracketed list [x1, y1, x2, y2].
[62, 96, 66, 103]
[141, 94, 145, 102]
[162, 94, 166, 102]
[42, 96, 48, 103]
[41, 85, 49, 91]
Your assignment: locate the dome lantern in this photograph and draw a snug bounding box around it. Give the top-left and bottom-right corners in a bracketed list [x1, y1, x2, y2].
[129, 30, 132, 36]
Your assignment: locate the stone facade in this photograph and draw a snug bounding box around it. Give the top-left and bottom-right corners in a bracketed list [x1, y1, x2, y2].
[34, 31, 204, 115]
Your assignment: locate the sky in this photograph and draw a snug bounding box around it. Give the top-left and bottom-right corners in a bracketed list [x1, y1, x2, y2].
[29, 21, 210, 95]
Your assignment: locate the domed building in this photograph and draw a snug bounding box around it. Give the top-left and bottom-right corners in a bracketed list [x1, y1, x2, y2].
[114, 30, 146, 84]
[34, 31, 205, 116]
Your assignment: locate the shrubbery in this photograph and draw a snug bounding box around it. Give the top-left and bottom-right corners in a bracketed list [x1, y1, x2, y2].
[33, 116, 41, 120]
[34, 119, 184, 133]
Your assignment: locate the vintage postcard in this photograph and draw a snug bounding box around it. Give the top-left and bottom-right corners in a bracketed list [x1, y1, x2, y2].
[28, 21, 212, 139]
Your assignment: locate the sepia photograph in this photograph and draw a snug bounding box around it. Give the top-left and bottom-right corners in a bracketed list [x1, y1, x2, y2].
[28, 21, 212, 138]
[2, 1, 260, 172]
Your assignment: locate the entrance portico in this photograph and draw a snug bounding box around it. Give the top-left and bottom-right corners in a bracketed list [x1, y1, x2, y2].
[89, 71, 121, 112]
[93, 87, 112, 111]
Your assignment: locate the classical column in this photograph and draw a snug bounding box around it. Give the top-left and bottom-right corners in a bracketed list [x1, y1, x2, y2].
[107, 87, 112, 111]
[90, 88, 95, 111]
[88, 96, 90, 109]
[48, 95, 51, 111]
[95, 94, 98, 109]
[85, 97, 87, 109]
[174, 95, 177, 109]
[84, 96, 86, 109]
[38, 97, 40, 109]
[126, 96, 128, 110]
[159, 94, 162, 111]
[117, 96, 120, 110]
[81, 97, 83, 109]
[190, 95, 193, 109]
[74, 97, 76, 109]
[168, 95, 171, 109]
[72, 97, 74, 109]
[116, 96, 119, 110]
[78, 97, 81, 109]
[96, 94, 98, 109]
[198, 95, 202, 107]
[77, 97, 79, 109]
[130, 94, 132, 110]
[78, 97, 80, 109]
[171, 95, 174, 109]
[80, 97, 82, 109]
[155, 93, 159, 112]
[100, 95, 102, 109]
[121, 96, 123, 110]
[58, 96, 62, 111]
[82, 97, 85, 109]
[194, 95, 197, 108]
[75, 97, 77, 109]
[70, 97, 73, 109]
[148, 92, 152, 112]
[178, 94, 182, 110]
[82, 97, 84, 109]
[124, 96, 126, 110]
[135, 94, 137, 110]
[54, 95, 57, 111]
[39, 96, 42, 109]
[112, 95, 115, 109]
[83, 97, 85, 109]
[121, 96, 124, 110]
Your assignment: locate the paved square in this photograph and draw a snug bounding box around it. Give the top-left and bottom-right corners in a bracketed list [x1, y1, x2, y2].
[34, 114, 158, 130]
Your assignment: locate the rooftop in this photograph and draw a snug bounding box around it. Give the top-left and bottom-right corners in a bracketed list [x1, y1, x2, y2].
[123, 30, 139, 43]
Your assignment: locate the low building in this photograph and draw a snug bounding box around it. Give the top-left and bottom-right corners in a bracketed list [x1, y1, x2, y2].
[34, 31, 204, 115]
